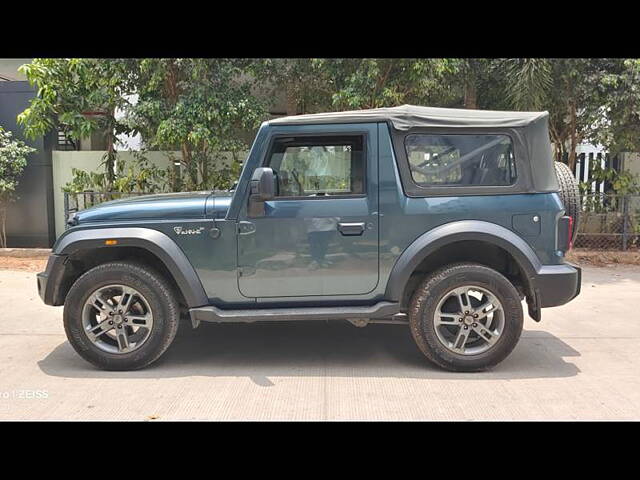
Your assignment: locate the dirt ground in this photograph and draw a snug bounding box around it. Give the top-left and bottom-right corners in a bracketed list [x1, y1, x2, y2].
[0, 249, 49, 272]
[0, 256, 47, 271]
[567, 249, 640, 267]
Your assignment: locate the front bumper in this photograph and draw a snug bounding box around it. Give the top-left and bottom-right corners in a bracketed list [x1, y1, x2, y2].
[37, 254, 67, 306]
[533, 262, 581, 308]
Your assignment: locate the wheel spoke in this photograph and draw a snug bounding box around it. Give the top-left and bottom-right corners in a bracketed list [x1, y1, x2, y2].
[127, 313, 152, 328]
[474, 299, 498, 319]
[452, 326, 471, 352]
[472, 324, 498, 346]
[86, 318, 114, 341]
[90, 293, 114, 313]
[117, 287, 136, 314]
[435, 311, 459, 325]
[116, 328, 130, 352]
[455, 290, 469, 313]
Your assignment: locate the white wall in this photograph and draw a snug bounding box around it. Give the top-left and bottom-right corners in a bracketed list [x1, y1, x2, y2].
[0, 59, 30, 81]
[52, 151, 177, 237]
[52, 150, 246, 238]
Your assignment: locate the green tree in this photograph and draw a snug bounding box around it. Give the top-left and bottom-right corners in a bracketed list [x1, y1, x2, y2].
[587, 58, 640, 155]
[0, 127, 36, 247]
[500, 58, 553, 110]
[247, 59, 333, 115]
[318, 58, 461, 110]
[17, 58, 137, 186]
[127, 58, 264, 190]
[501, 58, 605, 170]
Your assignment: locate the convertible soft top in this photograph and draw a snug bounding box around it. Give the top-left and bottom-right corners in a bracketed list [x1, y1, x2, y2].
[268, 104, 549, 130]
[268, 104, 558, 194]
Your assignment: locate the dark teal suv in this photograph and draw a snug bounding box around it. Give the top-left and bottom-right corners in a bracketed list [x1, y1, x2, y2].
[37, 105, 581, 372]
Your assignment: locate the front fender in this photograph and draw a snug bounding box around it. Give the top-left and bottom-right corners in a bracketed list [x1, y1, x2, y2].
[52, 227, 208, 308]
[384, 220, 542, 303]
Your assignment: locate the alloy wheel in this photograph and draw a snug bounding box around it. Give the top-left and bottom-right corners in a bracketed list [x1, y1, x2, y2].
[81, 284, 154, 354]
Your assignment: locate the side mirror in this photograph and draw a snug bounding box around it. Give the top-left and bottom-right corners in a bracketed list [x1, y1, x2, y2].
[250, 167, 276, 201]
[248, 167, 276, 217]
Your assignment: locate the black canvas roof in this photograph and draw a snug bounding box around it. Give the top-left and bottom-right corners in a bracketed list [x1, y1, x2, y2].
[267, 104, 549, 130]
[267, 104, 558, 194]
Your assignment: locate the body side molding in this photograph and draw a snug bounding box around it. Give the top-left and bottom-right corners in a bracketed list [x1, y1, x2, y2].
[384, 220, 542, 303]
[55, 227, 209, 308]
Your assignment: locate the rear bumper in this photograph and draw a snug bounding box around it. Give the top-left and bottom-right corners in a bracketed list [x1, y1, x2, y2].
[37, 254, 67, 306]
[533, 262, 581, 308]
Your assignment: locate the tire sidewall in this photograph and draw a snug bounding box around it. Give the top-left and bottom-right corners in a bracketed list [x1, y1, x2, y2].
[64, 262, 178, 370]
[411, 264, 523, 371]
[554, 161, 580, 238]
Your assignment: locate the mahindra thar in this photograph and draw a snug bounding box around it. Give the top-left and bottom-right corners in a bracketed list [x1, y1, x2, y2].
[37, 105, 581, 371]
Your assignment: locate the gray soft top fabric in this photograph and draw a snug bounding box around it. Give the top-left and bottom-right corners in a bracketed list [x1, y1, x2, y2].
[267, 104, 549, 130]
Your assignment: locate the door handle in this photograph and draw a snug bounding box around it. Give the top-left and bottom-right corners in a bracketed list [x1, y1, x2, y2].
[338, 222, 365, 236]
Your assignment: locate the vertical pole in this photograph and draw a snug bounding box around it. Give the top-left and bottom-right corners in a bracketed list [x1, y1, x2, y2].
[622, 195, 629, 251]
[63, 192, 69, 231]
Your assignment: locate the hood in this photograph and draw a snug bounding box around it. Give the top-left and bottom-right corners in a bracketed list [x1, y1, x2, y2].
[70, 191, 222, 225]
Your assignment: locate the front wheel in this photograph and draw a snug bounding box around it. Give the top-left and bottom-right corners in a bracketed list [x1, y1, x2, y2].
[409, 263, 523, 372]
[63, 261, 180, 370]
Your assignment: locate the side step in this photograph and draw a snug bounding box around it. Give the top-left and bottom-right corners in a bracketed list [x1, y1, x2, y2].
[189, 301, 401, 328]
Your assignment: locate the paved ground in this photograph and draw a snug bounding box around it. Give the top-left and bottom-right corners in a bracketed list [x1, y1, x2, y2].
[1, 265, 639, 420]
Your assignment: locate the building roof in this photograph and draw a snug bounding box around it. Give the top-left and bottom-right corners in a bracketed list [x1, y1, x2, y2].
[268, 104, 549, 130]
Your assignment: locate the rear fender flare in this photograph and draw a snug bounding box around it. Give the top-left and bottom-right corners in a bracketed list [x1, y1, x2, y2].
[385, 220, 541, 303]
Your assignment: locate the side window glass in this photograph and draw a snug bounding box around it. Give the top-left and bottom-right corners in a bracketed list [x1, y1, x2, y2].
[267, 135, 365, 197]
[404, 134, 516, 187]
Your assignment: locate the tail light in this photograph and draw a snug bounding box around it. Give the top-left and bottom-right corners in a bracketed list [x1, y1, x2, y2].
[557, 215, 573, 252]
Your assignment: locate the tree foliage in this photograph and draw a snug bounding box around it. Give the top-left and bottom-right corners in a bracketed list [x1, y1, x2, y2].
[247, 59, 333, 115]
[127, 58, 264, 190]
[320, 58, 461, 110]
[15, 57, 640, 196]
[0, 127, 36, 247]
[501, 58, 552, 110]
[18, 58, 137, 185]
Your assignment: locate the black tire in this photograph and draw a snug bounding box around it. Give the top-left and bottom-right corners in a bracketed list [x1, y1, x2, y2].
[554, 161, 580, 239]
[63, 261, 180, 371]
[409, 263, 523, 372]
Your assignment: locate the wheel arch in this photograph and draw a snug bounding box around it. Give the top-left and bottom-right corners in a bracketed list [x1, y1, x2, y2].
[385, 220, 541, 308]
[51, 227, 208, 308]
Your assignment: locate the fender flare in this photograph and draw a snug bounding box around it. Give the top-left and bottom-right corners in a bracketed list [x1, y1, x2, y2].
[384, 220, 542, 303]
[54, 227, 209, 308]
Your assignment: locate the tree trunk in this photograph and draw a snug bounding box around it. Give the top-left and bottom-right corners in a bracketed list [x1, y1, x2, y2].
[0, 205, 6, 249]
[104, 114, 116, 189]
[182, 143, 196, 187]
[464, 81, 478, 109]
[567, 100, 578, 172]
[201, 156, 208, 187]
[285, 82, 298, 115]
[549, 126, 565, 163]
[164, 60, 193, 189]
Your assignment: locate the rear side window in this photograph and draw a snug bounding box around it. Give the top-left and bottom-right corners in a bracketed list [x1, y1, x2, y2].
[404, 134, 517, 187]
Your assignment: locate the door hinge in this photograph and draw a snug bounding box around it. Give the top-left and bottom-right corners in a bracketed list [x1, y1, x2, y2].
[209, 223, 221, 239]
[237, 221, 256, 235]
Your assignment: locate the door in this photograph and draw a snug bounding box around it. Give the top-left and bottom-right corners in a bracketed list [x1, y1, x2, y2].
[237, 124, 379, 298]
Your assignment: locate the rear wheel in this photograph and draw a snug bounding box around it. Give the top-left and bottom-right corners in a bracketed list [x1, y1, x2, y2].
[409, 263, 523, 372]
[554, 161, 580, 239]
[63, 261, 180, 370]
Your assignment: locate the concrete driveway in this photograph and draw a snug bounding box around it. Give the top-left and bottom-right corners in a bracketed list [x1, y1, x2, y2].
[1, 265, 639, 420]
